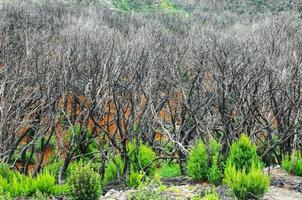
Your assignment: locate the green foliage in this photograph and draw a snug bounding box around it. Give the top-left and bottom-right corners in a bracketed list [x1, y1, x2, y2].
[226, 134, 260, 171]
[202, 189, 219, 200]
[113, 0, 155, 11]
[112, 0, 184, 13]
[282, 153, 291, 171]
[224, 162, 269, 200]
[0, 188, 12, 200]
[64, 125, 82, 143]
[11, 150, 36, 164]
[208, 164, 222, 186]
[191, 195, 202, 200]
[33, 172, 67, 195]
[68, 165, 101, 200]
[282, 151, 302, 176]
[103, 155, 125, 184]
[0, 176, 9, 195]
[158, 162, 181, 178]
[0, 164, 65, 198]
[86, 138, 100, 158]
[35, 135, 57, 152]
[186, 140, 222, 183]
[31, 191, 49, 200]
[103, 140, 156, 187]
[186, 141, 209, 180]
[128, 170, 143, 188]
[208, 140, 223, 185]
[43, 161, 62, 180]
[128, 141, 157, 176]
[0, 163, 14, 180]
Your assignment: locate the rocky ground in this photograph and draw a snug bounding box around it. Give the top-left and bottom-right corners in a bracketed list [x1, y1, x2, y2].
[100, 166, 302, 200]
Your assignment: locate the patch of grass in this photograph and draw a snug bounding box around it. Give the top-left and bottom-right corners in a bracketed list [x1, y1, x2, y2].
[159, 0, 178, 11]
[202, 189, 219, 200]
[158, 162, 181, 178]
[112, 0, 186, 13]
[282, 151, 302, 176]
[103, 155, 124, 184]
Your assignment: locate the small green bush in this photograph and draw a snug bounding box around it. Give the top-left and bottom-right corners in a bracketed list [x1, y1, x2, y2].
[224, 162, 269, 200]
[43, 161, 62, 180]
[226, 134, 260, 171]
[128, 141, 157, 176]
[0, 187, 12, 200]
[128, 170, 143, 188]
[208, 164, 222, 185]
[158, 162, 181, 178]
[186, 139, 223, 183]
[202, 189, 219, 200]
[0, 163, 14, 180]
[7, 172, 34, 197]
[103, 155, 125, 184]
[33, 172, 67, 195]
[68, 165, 101, 200]
[44, 159, 93, 181]
[186, 141, 209, 180]
[0, 176, 9, 192]
[208, 140, 223, 185]
[0, 164, 66, 198]
[282, 151, 302, 176]
[31, 191, 49, 200]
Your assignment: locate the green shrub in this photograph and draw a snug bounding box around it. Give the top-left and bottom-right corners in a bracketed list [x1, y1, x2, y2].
[226, 134, 260, 171]
[68, 165, 101, 200]
[0, 176, 9, 192]
[103, 155, 125, 184]
[128, 141, 157, 176]
[33, 172, 67, 195]
[0, 163, 14, 180]
[191, 195, 202, 200]
[202, 189, 219, 200]
[296, 159, 302, 176]
[0, 188, 12, 200]
[282, 153, 291, 171]
[208, 164, 222, 185]
[186, 141, 209, 180]
[208, 140, 223, 185]
[158, 162, 181, 178]
[186, 139, 223, 183]
[128, 170, 143, 188]
[0, 165, 65, 198]
[224, 162, 269, 200]
[113, 0, 156, 11]
[282, 151, 302, 176]
[43, 161, 62, 180]
[31, 191, 49, 200]
[44, 159, 85, 182]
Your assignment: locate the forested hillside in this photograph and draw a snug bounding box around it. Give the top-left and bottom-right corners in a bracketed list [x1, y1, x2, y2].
[1, 0, 302, 199]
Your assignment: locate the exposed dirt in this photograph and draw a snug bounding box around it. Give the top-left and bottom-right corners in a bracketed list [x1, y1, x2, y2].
[265, 165, 302, 193]
[264, 186, 302, 200]
[101, 166, 302, 200]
